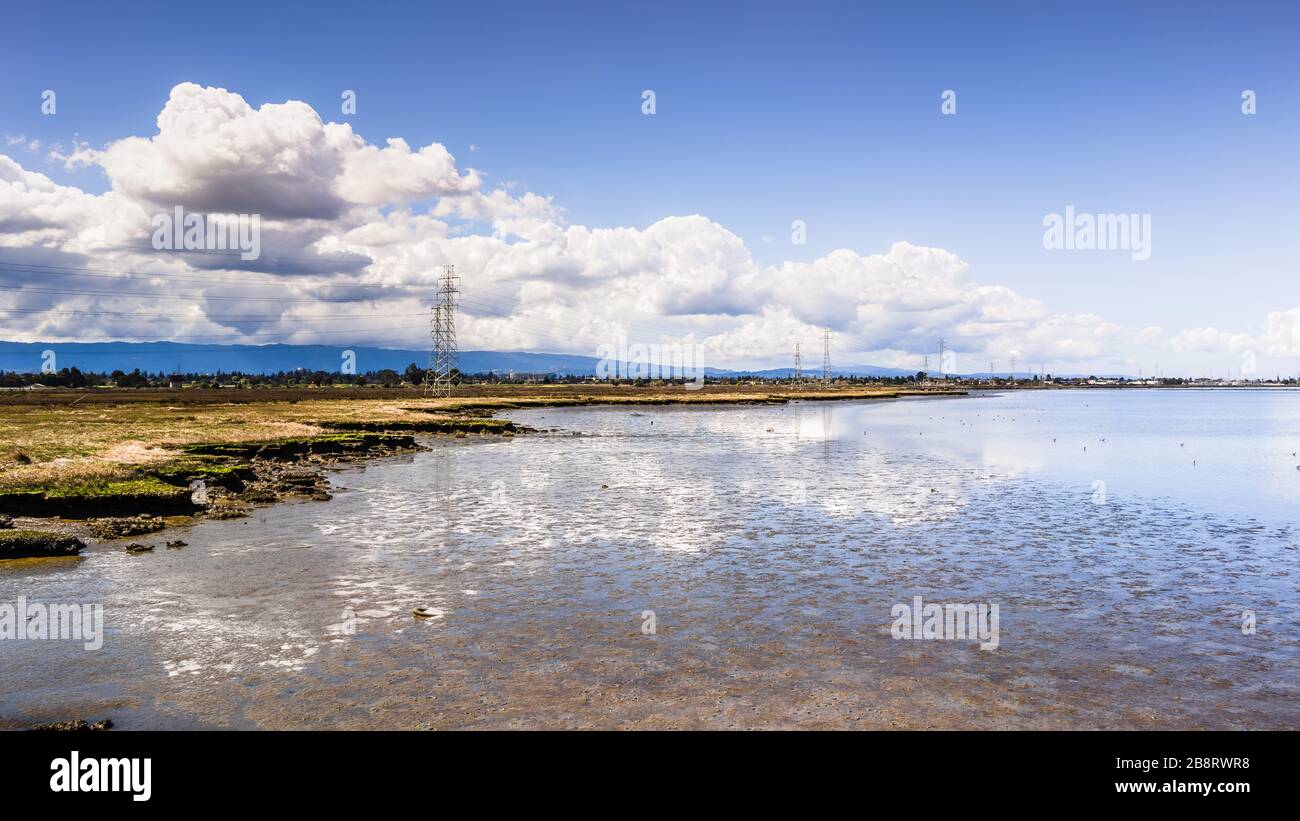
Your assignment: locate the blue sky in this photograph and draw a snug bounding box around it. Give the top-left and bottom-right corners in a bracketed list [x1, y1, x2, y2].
[3, 1, 1300, 374]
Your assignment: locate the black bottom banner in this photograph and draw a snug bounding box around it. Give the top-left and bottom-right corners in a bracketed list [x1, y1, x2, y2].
[0, 729, 1285, 808]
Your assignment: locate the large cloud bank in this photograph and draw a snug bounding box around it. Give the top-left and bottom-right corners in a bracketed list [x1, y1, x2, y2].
[2, 83, 1294, 374]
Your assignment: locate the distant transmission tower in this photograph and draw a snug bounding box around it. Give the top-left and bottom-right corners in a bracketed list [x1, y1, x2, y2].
[793, 342, 803, 387]
[938, 338, 947, 375]
[425, 263, 460, 397]
[821, 330, 831, 383]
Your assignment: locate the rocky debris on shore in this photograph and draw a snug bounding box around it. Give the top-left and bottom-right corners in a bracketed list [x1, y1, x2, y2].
[174, 433, 421, 520]
[86, 515, 166, 540]
[29, 719, 113, 731]
[232, 463, 334, 505]
[124, 542, 154, 553]
[237, 488, 279, 504]
[204, 503, 249, 520]
[0, 530, 86, 559]
[8, 433, 422, 544]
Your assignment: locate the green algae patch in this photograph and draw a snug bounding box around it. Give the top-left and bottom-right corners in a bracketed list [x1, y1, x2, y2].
[0, 477, 195, 519]
[42, 477, 180, 500]
[0, 530, 85, 559]
[144, 458, 254, 490]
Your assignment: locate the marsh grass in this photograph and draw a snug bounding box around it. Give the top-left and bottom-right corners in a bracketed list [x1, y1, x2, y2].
[0, 385, 951, 493]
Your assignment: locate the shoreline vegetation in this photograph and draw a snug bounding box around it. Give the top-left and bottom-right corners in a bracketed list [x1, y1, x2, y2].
[0, 384, 962, 553]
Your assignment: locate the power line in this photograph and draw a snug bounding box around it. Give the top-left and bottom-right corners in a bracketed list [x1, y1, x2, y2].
[96, 244, 371, 267]
[0, 282, 411, 304]
[0, 257, 863, 367]
[0, 306, 425, 321]
[0, 338, 426, 356]
[76, 323, 428, 341]
[0, 261, 392, 291]
[0, 262, 705, 344]
[0, 257, 733, 348]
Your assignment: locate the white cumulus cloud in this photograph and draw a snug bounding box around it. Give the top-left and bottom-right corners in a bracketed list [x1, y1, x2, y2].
[0, 82, 1293, 378]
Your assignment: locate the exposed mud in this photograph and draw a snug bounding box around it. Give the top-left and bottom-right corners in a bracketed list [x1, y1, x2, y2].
[3, 391, 1296, 730]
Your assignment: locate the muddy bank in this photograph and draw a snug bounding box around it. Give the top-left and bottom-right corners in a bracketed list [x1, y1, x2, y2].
[0, 529, 85, 559]
[0, 432, 432, 550]
[180, 431, 421, 461]
[112, 434, 420, 537]
[319, 418, 520, 434]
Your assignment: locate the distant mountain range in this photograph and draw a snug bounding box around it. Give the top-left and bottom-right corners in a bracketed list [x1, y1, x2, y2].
[0, 340, 1135, 380]
[0, 340, 925, 378]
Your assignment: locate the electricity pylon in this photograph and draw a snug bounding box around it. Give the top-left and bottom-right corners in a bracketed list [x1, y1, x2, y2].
[425, 263, 459, 397]
[821, 330, 831, 383]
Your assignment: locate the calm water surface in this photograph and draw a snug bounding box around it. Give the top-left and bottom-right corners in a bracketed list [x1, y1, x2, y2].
[2, 389, 1298, 728]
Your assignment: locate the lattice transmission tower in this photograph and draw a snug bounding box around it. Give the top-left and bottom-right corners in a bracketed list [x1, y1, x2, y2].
[793, 342, 803, 387]
[821, 330, 831, 383]
[425, 264, 460, 397]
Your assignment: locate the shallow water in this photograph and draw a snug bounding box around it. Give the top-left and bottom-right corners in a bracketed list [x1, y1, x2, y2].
[2, 389, 1298, 729]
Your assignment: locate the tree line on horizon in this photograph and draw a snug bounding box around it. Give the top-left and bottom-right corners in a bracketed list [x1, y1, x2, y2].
[2, 365, 1280, 390]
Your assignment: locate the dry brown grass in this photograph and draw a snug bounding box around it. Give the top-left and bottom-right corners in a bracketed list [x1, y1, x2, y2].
[0, 384, 957, 489]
